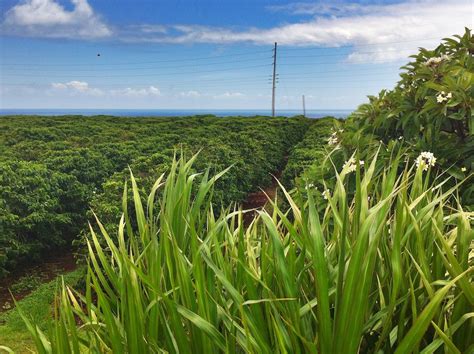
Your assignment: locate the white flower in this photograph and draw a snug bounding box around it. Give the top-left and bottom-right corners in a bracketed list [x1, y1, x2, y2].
[425, 55, 450, 67]
[328, 136, 338, 145]
[328, 131, 339, 145]
[461, 167, 467, 172]
[441, 54, 452, 61]
[398, 136, 403, 140]
[343, 157, 357, 173]
[415, 151, 437, 171]
[343, 157, 364, 173]
[436, 91, 452, 103]
[322, 189, 331, 200]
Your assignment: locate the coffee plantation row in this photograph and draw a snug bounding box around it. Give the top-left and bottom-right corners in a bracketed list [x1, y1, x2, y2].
[0, 115, 311, 276]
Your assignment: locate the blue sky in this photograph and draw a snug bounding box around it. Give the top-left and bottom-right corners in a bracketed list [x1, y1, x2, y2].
[0, 0, 471, 110]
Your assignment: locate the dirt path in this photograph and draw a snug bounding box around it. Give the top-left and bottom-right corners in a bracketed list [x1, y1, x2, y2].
[0, 250, 77, 312]
[242, 159, 286, 226]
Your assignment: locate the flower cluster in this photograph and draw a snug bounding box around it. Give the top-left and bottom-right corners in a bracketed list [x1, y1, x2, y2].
[424, 54, 451, 67]
[415, 151, 437, 171]
[327, 129, 343, 146]
[342, 157, 364, 173]
[327, 131, 338, 145]
[322, 189, 331, 200]
[436, 91, 452, 103]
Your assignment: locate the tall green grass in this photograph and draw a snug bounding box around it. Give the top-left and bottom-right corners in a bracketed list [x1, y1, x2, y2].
[20, 154, 473, 353]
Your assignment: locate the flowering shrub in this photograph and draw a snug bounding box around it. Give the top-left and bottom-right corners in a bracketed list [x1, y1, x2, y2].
[350, 29, 472, 143]
[346, 29, 473, 206]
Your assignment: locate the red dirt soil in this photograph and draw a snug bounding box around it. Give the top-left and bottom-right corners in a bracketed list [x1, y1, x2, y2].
[0, 251, 77, 313]
[242, 163, 284, 226]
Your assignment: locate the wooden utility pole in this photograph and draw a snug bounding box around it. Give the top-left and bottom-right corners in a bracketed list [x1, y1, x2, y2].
[302, 95, 306, 117]
[271, 42, 277, 117]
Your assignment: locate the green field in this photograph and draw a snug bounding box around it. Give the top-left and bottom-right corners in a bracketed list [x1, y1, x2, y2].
[0, 30, 472, 353]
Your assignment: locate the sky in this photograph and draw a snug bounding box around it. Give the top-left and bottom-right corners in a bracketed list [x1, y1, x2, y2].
[0, 0, 472, 110]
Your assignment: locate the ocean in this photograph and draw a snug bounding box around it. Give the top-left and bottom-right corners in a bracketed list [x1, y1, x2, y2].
[0, 109, 352, 118]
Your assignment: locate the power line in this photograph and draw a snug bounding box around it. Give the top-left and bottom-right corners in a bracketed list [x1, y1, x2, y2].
[26, 67, 388, 84]
[280, 78, 398, 85]
[0, 83, 396, 91]
[1, 35, 440, 101]
[279, 85, 388, 89]
[0, 76, 272, 87]
[0, 36, 442, 67]
[278, 36, 444, 52]
[0, 74, 401, 90]
[1, 56, 272, 72]
[0, 63, 272, 78]
[0, 48, 272, 67]
[279, 48, 414, 59]
[278, 66, 402, 77]
[277, 57, 413, 67]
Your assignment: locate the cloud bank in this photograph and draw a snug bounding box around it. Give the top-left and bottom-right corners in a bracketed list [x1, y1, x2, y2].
[51, 81, 161, 97]
[1, 0, 471, 62]
[2, 0, 111, 39]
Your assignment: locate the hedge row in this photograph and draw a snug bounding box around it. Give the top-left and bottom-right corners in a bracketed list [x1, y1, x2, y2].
[0, 115, 310, 276]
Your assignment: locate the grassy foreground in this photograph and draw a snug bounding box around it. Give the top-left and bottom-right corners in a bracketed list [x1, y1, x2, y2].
[16, 153, 473, 353]
[0, 268, 84, 353]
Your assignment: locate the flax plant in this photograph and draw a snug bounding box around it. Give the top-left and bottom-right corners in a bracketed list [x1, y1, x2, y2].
[20, 154, 473, 353]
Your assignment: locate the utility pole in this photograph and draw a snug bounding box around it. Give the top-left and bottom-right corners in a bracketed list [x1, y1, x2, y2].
[302, 95, 306, 117]
[271, 42, 277, 117]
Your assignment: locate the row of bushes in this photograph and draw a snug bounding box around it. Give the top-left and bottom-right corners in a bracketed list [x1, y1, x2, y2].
[281, 117, 341, 187]
[0, 115, 310, 276]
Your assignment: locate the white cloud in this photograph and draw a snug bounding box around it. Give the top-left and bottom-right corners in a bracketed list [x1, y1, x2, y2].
[179, 90, 201, 97]
[50, 81, 162, 97]
[135, 24, 168, 34]
[1, 0, 470, 65]
[51, 80, 103, 95]
[266, 2, 374, 16]
[51, 82, 67, 89]
[110, 86, 161, 97]
[213, 92, 245, 99]
[124, 0, 471, 63]
[2, 0, 111, 39]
